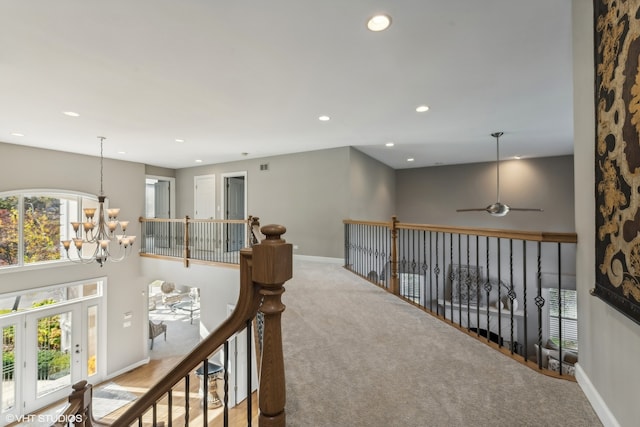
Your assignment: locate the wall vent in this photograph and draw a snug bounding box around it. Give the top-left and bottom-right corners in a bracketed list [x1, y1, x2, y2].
[260, 163, 269, 171]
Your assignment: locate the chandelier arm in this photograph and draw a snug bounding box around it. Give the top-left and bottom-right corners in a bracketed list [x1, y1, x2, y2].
[60, 136, 135, 266]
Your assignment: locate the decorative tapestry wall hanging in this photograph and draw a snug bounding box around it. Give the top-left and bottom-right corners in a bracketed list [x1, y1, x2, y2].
[594, 0, 640, 324]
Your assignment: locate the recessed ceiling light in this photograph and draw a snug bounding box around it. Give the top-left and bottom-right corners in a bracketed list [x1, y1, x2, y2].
[416, 105, 430, 113]
[385, 142, 395, 147]
[195, 159, 203, 163]
[514, 155, 522, 160]
[175, 139, 185, 143]
[407, 158, 415, 162]
[367, 14, 391, 32]
[63, 111, 80, 117]
[11, 132, 24, 137]
[118, 151, 126, 155]
[318, 115, 330, 121]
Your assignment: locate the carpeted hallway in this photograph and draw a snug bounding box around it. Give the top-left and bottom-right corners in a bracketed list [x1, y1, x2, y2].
[282, 260, 601, 427]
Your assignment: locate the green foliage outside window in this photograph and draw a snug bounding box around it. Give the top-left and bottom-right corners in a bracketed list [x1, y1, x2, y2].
[0, 195, 63, 267]
[24, 197, 61, 263]
[0, 196, 18, 266]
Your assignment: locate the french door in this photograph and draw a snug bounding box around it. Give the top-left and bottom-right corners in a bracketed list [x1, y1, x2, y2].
[0, 299, 103, 422]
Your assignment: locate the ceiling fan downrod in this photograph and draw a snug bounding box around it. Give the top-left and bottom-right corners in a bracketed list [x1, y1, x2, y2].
[456, 132, 543, 216]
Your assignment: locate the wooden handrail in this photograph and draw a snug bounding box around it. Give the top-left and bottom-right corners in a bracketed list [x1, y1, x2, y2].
[139, 215, 262, 268]
[343, 218, 577, 243]
[57, 224, 292, 426]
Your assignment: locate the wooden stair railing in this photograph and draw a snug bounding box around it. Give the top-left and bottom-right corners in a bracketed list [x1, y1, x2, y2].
[58, 224, 292, 427]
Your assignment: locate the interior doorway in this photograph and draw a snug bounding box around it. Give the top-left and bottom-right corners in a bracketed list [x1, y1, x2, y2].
[145, 175, 175, 219]
[222, 172, 247, 252]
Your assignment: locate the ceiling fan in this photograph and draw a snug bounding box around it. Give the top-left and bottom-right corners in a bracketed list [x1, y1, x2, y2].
[456, 132, 543, 217]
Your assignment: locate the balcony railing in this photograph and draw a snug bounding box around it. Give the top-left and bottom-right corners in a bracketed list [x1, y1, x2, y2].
[139, 216, 262, 267]
[56, 224, 292, 426]
[344, 217, 578, 378]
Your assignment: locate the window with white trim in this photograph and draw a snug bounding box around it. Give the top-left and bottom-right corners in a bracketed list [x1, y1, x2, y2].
[547, 288, 578, 351]
[0, 190, 97, 269]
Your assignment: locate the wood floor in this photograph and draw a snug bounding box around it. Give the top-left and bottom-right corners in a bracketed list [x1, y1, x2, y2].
[95, 356, 258, 426]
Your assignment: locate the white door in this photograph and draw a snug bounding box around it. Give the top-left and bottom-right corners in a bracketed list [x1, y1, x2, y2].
[24, 304, 82, 412]
[194, 175, 216, 219]
[0, 316, 21, 423]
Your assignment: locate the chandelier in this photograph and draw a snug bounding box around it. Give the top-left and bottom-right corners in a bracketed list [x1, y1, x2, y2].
[61, 136, 136, 266]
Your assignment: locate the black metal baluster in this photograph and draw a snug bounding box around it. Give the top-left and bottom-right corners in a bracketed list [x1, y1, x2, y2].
[535, 242, 545, 369]
[202, 359, 209, 426]
[497, 237, 502, 348]
[152, 402, 157, 426]
[508, 239, 515, 354]
[449, 233, 453, 322]
[485, 236, 491, 343]
[224, 341, 229, 427]
[429, 231, 433, 312]
[466, 234, 470, 330]
[523, 240, 528, 361]
[476, 235, 480, 337]
[344, 223, 349, 269]
[184, 374, 190, 427]
[247, 320, 253, 426]
[434, 232, 440, 315]
[168, 390, 173, 427]
[457, 233, 462, 326]
[422, 230, 428, 309]
[557, 242, 563, 375]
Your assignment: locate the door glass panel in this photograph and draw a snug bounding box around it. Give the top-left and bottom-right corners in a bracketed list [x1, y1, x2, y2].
[36, 311, 72, 398]
[87, 305, 98, 377]
[2, 324, 16, 412]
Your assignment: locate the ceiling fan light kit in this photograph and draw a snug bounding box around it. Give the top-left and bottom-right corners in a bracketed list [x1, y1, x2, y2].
[457, 132, 543, 217]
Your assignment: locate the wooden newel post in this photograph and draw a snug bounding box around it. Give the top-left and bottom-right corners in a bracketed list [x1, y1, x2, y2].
[390, 215, 399, 295]
[184, 215, 191, 268]
[252, 224, 292, 427]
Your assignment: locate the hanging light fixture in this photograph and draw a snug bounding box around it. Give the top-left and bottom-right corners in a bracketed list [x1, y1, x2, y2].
[61, 136, 136, 266]
[456, 132, 543, 216]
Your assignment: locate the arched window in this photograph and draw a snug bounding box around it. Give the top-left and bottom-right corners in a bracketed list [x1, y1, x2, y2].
[0, 190, 97, 269]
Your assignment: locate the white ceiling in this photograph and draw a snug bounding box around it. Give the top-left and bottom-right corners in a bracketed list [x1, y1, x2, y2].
[0, 1, 574, 170]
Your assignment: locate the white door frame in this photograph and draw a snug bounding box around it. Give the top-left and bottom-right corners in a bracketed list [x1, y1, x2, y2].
[194, 174, 216, 219]
[146, 175, 176, 219]
[221, 172, 247, 222]
[24, 303, 83, 413]
[221, 172, 247, 251]
[0, 293, 106, 421]
[0, 315, 22, 423]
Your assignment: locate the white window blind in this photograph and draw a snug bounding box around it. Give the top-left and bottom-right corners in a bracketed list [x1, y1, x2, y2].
[548, 288, 578, 350]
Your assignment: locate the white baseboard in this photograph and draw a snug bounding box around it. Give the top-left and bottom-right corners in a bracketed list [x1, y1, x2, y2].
[105, 357, 150, 382]
[293, 254, 343, 264]
[575, 363, 620, 427]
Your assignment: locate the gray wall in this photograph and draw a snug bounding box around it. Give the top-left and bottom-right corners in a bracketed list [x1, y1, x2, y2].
[573, 1, 640, 426]
[396, 156, 575, 232]
[348, 147, 396, 221]
[145, 164, 176, 178]
[0, 142, 147, 374]
[175, 148, 353, 258]
[141, 258, 240, 340]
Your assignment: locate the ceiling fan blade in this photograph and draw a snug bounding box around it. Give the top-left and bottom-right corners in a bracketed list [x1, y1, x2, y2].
[456, 208, 488, 212]
[509, 207, 544, 212]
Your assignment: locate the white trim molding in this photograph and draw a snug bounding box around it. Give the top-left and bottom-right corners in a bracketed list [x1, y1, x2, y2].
[575, 363, 620, 427]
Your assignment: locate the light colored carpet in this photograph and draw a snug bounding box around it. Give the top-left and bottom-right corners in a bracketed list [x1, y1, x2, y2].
[282, 260, 602, 427]
[92, 382, 137, 420]
[148, 306, 200, 359]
